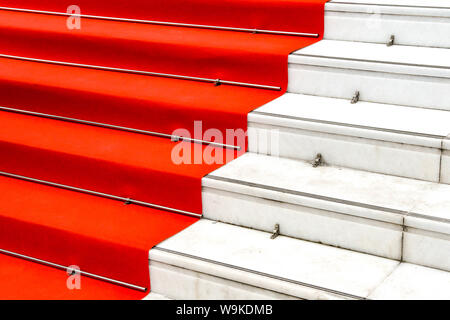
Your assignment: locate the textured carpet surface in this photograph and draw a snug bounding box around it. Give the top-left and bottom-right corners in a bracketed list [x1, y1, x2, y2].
[0, 1, 326, 299]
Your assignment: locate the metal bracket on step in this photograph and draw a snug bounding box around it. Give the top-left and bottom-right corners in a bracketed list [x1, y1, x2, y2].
[271, 224, 280, 239]
[214, 79, 222, 86]
[67, 267, 77, 276]
[312, 153, 323, 168]
[387, 35, 395, 47]
[351, 91, 360, 104]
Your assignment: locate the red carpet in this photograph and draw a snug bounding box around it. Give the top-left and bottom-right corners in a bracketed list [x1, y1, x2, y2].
[0, 1, 326, 299]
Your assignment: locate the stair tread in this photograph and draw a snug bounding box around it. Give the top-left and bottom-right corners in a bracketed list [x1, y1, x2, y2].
[205, 153, 450, 224]
[251, 93, 450, 142]
[151, 219, 399, 299]
[369, 263, 450, 300]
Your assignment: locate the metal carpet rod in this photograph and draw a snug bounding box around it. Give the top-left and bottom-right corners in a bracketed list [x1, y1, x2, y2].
[0, 248, 147, 292]
[0, 6, 320, 38]
[0, 106, 241, 151]
[0, 171, 202, 219]
[0, 53, 281, 91]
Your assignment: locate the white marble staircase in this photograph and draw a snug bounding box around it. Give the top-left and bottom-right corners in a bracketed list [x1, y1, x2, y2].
[148, 0, 450, 300]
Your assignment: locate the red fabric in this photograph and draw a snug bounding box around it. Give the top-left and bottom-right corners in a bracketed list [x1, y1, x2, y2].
[0, 1, 327, 299]
[0, 175, 197, 299]
[1, 0, 326, 33]
[0, 111, 232, 214]
[0, 254, 145, 300]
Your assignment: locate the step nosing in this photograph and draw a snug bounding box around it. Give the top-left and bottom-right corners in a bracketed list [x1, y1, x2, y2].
[250, 110, 447, 140]
[328, 2, 450, 10]
[291, 53, 450, 71]
[408, 212, 450, 224]
[206, 175, 408, 217]
[152, 247, 366, 300]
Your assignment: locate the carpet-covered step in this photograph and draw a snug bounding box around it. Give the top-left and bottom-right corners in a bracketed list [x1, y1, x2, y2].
[248, 93, 450, 182]
[202, 153, 450, 270]
[288, 40, 450, 110]
[442, 138, 450, 184]
[0, 251, 145, 300]
[325, 0, 450, 48]
[0, 174, 197, 298]
[149, 219, 399, 300]
[0, 57, 278, 142]
[0, 110, 229, 215]
[0, 9, 314, 89]
[0, 0, 325, 35]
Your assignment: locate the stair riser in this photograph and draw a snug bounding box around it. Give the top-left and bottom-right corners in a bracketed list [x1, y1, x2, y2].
[203, 187, 402, 260]
[403, 229, 450, 272]
[324, 10, 450, 48]
[149, 262, 299, 300]
[248, 124, 443, 182]
[149, 252, 352, 300]
[203, 181, 450, 272]
[442, 151, 450, 184]
[203, 187, 403, 260]
[287, 64, 450, 110]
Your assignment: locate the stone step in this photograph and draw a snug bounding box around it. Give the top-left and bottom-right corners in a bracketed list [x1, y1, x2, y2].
[248, 92, 450, 182]
[202, 153, 450, 270]
[288, 39, 450, 110]
[149, 219, 399, 300]
[325, 0, 450, 48]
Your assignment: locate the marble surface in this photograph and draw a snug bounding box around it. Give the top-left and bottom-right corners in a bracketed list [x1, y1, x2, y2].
[206, 153, 434, 217]
[292, 40, 450, 71]
[150, 260, 298, 300]
[369, 263, 450, 300]
[152, 220, 399, 299]
[403, 230, 450, 271]
[324, 7, 450, 48]
[441, 151, 450, 184]
[288, 62, 450, 111]
[252, 93, 450, 141]
[248, 122, 441, 181]
[249, 93, 449, 181]
[142, 292, 172, 300]
[330, 0, 450, 9]
[203, 187, 403, 260]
